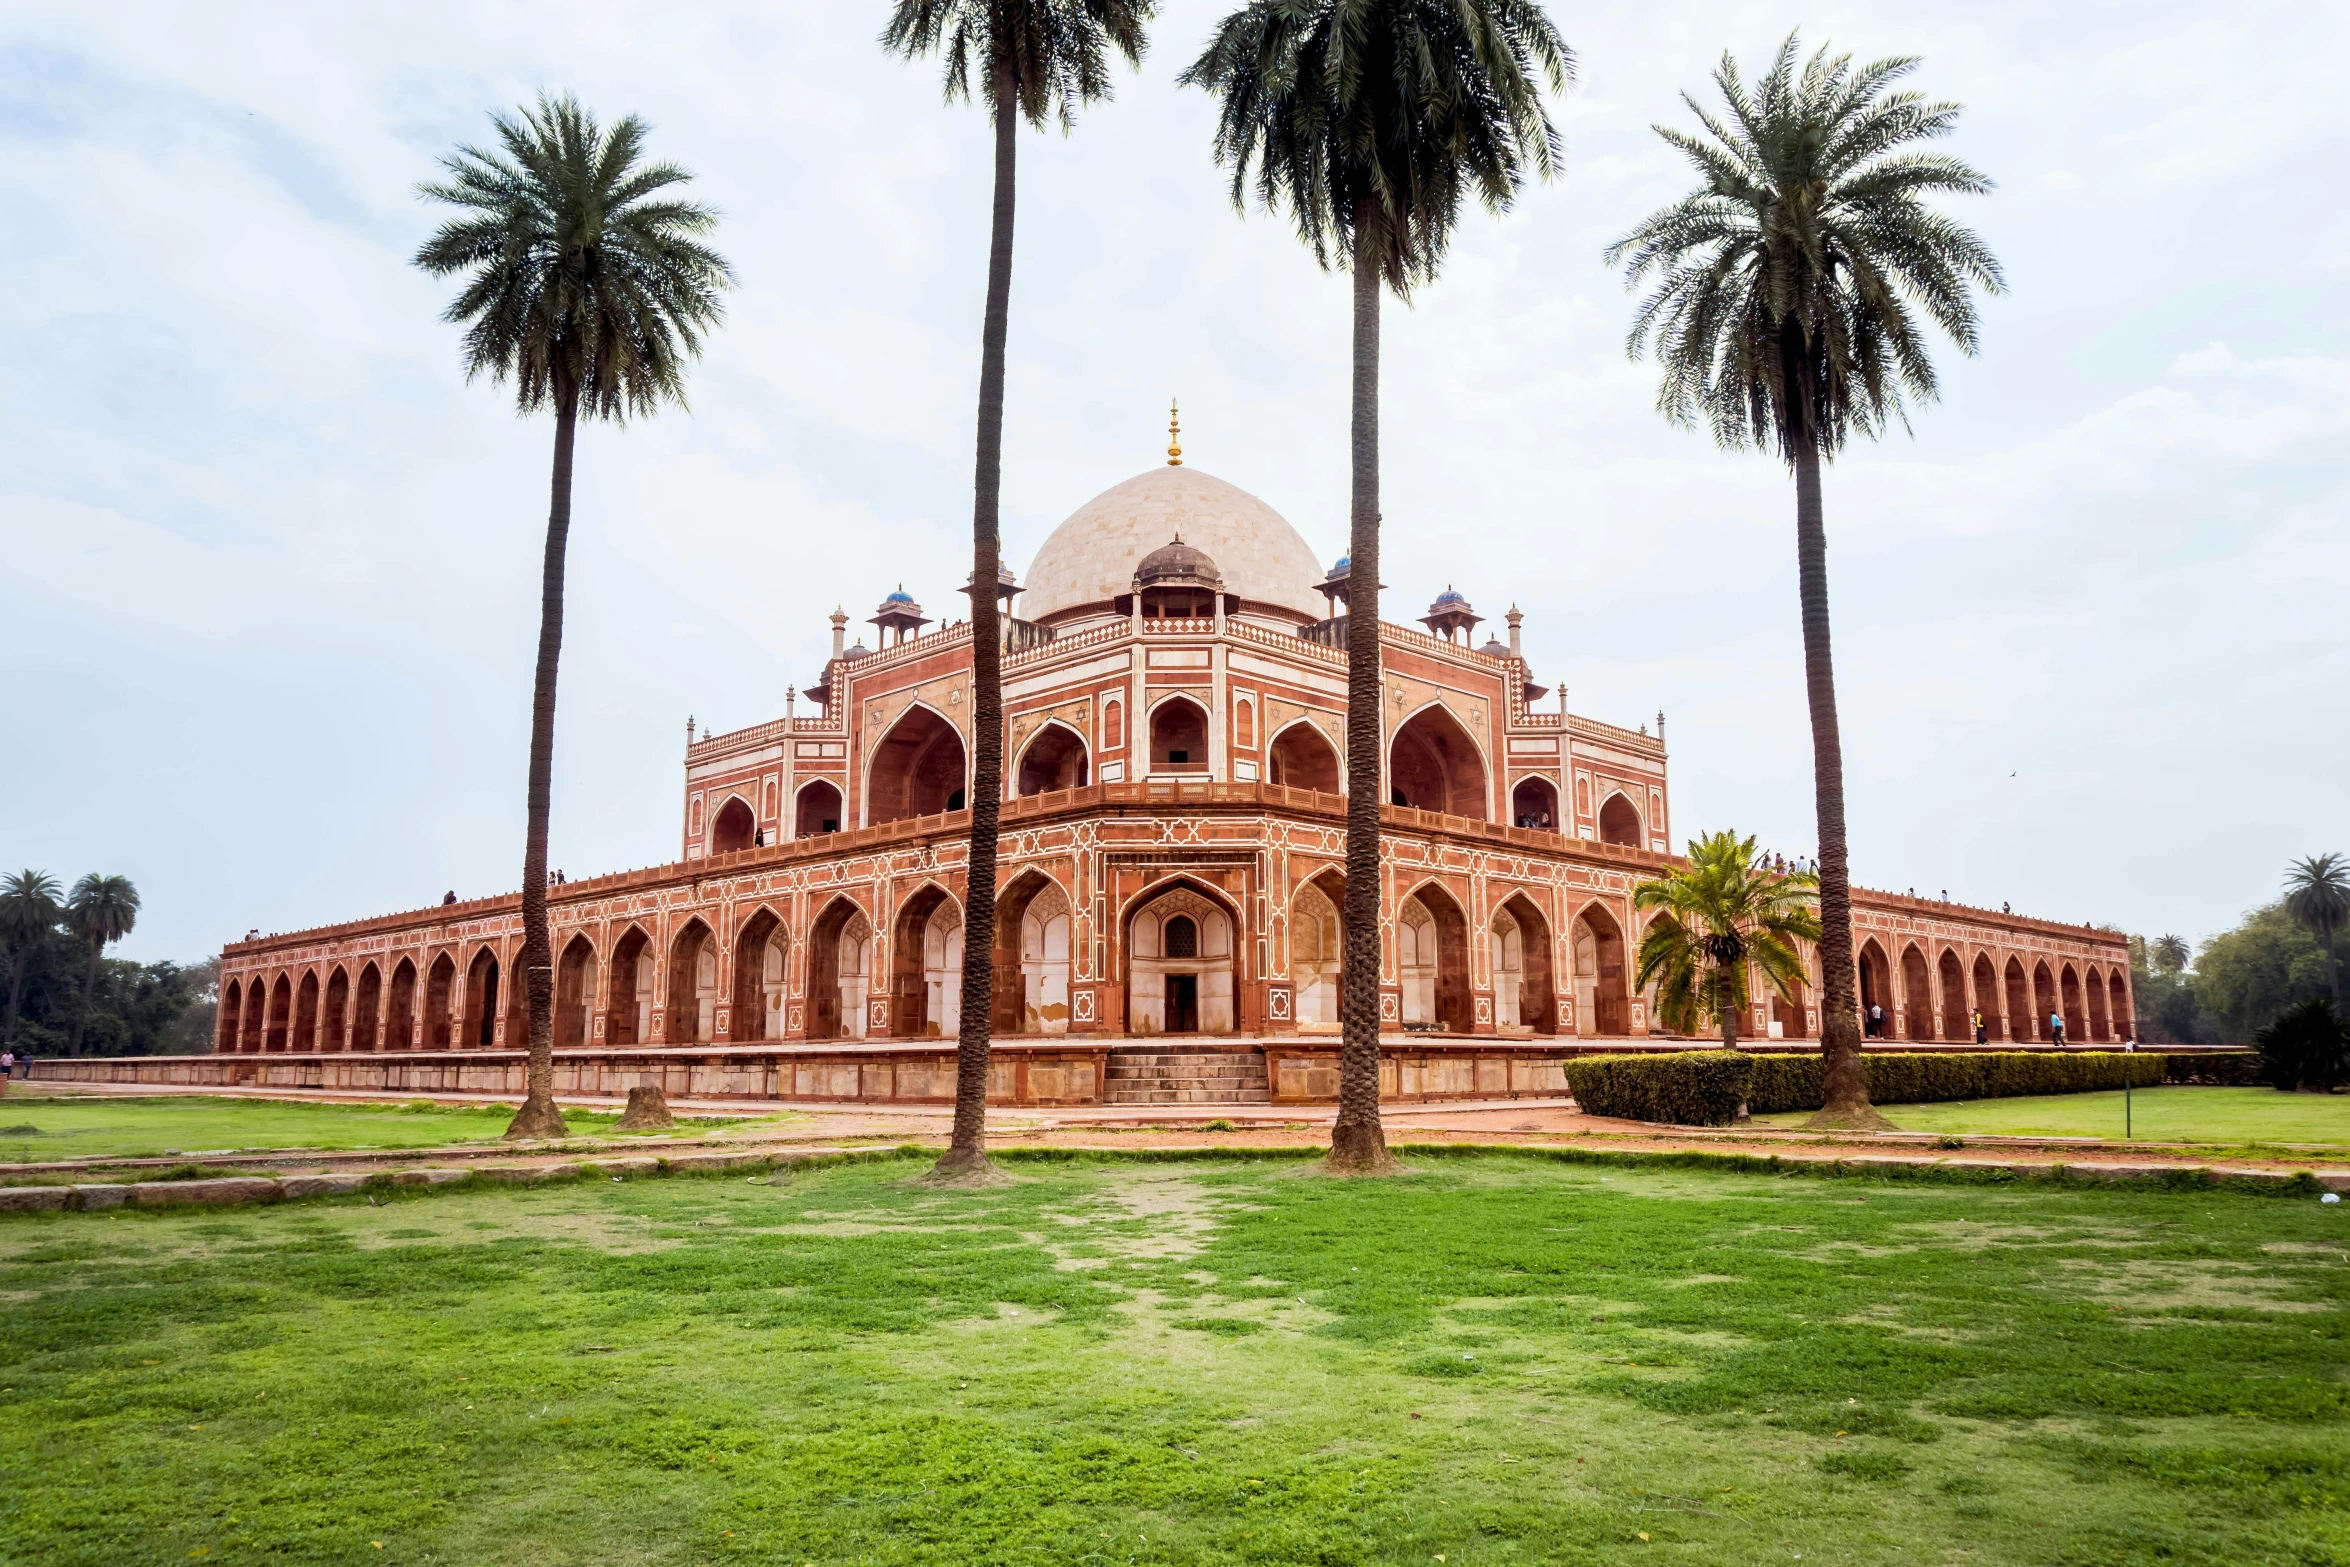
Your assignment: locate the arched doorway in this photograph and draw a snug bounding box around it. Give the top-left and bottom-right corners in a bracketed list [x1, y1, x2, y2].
[867, 706, 967, 825]
[888, 885, 960, 1038]
[993, 873, 1072, 1035]
[1571, 904, 1630, 1037]
[1492, 893, 1556, 1035]
[386, 959, 415, 1051]
[1857, 940, 1894, 1037]
[2086, 965, 2111, 1041]
[1268, 721, 1341, 794]
[710, 795, 757, 854]
[556, 936, 596, 1048]
[2033, 961, 2059, 1042]
[322, 967, 350, 1053]
[606, 927, 652, 1046]
[1938, 950, 1967, 1041]
[1511, 776, 1560, 831]
[2004, 957, 2033, 1042]
[1290, 872, 1345, 1030]
[1389, 706, 1488, 819]
[1901, 944, 1934, 1042]
[263, 974, 292, 1053]
[730, 911, 786, 1043]
[1127, 882, 1236, 1034]
[463, 949, 500, 1049]
[2060, 964, 2087, 1042]
[1771, 977, 1810, 1040]
[293, 971, 320, 1052]
[1971, 953, 2003, 1040]
[219, 980, 244, 1054]
[1016, 723, 1089, 795]
[352, 967, 380, 1052]
[2109, 971, 2132, 1039]
[667, 921, 718, 1044]
[1149, 696, 1208, 775]
[1597, 792, 1643, 847]
[796, 779, 843, 838]
[424, 956, 454, 1050]
[241, 974, 266, 1053]
[1397, 884, 1472, 1032]
[808, 899, 872, 1040]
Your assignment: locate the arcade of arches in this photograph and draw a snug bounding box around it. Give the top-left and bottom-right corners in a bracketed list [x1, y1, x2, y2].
[867, 707, 966, 825]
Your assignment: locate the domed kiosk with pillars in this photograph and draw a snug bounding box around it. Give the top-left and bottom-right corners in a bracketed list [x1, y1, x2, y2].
[71, 427, 2134, 1109]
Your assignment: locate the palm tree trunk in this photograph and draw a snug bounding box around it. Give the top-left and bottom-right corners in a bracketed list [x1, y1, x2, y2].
[504, 377, 579, 1141]
[69, 935, 100, 1054]
[936, 73, 1018, 1180]
[1791, 427, 1873, 1125]
[1718, 967, 1738, 1051]
[1329, 215, 1396, 1175]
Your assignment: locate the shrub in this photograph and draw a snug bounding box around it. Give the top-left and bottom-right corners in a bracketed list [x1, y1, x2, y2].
[2254, 999, 2349, 1093]
[1742, 1051, 2171, 1116]
[2163, 1052, 2262, 1086]
[1563, 1052, 1754, 1126]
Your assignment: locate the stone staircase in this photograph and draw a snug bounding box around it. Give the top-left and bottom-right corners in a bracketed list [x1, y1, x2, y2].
[1103, 1045, 1271, 1105]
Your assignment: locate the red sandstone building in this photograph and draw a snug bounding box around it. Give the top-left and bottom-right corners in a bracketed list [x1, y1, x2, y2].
[119, 451, 2129, 1107]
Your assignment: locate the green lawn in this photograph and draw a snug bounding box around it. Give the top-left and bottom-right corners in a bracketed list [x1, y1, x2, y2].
[0, 1091, 792, 1165]
[2, 1152, 2344, 1565]
[1757, 1086, 2350, 1146]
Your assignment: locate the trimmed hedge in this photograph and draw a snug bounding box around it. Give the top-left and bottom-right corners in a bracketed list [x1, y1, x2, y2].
[1745, 1050, 2169, 1116]
[2164, 1052, 2262, 1087]
[1563, 1051, 1754, 1126]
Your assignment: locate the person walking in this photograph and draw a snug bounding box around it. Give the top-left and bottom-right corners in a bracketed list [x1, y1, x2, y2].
[2049, 1008, 2066, 1048]
[0, 1049, 12, 1096]
[1867, 1003, 1884, 1040]
[1971, 1008, 1986, 1045]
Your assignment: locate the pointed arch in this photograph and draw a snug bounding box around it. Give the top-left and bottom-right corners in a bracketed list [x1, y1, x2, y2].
[218, 978, 244, 1054]
[1289, 868, 1347, 1030]
[1900, 943, 1934, 1043]
[1123, 876, 1241, 1035]
[1388, 703, 1489, 820]
[730, 907, 788, 1043]
[808, 895, 874, 1040]
[352, 960, 381, 1053]
[424, 954, 455, 1050]
[1509, 774, 1561, 832]
[865, 702, 968, 825]
[1569, 901, 1630, 1037]
[1969, 951, 2001, 1041]
[1015, 720, 1090, 796]
[1492, 890, 1556, 1035]
[889, 882, 962, 1039]
[557, 934, 597, 1048]
[462, 946, 501, 1049]
[795, 778, 844, 838]
[386, 957, 417, 1051]
[1857, 938, 1894, 1037]
[709, 793, 757, 855]
[2060, 962, 2086, 1043]
[666, 918, 718, 1044]
[2109, 970, 2133, 1040]
[993, 870, 1072, 1036]
[2034, 960, 2060, 1044]
[1596, 790, 1643, 847]
[1395, 878, 1473, 1032]
[1267, 718, 1341, 794]
[608, 924, 653, 1046]
[320, 965, 350, 1053]
[2085, 963, 2111, 1041]
[1147, 693, 1210, 774]
[2004, 955, 2034, 1041]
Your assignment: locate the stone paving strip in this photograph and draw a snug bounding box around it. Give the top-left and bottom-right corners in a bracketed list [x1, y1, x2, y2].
[0, 1141, 2342, 1215]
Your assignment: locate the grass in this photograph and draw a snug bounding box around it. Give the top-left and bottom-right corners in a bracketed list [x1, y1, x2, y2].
[2, 1150, 2346, 1565]
[1756, 1086, 2350, 1147]
[0, 1091, 796, 1165]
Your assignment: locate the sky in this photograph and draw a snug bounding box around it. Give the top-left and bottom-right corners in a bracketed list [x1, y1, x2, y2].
[3, 0, 2345, 966]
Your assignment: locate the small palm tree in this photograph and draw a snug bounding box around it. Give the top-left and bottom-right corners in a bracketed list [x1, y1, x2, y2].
[1633, 832, 1821, 1049]
[415, 95, 732, 1140]
[2, 870, 62, 1050]
[64, 874, 139, 1055]
[1184, 0, 1571, 1174]
[2151, 933, 2191, 974]
[1606, 35, 2001, 1127]
[885, 0, 1153, 1182]
[2283, 852, 2349, 1006]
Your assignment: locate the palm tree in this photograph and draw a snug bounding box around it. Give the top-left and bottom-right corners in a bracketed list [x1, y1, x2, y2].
[415, 96, 732, 1140]
[64, 874, 139, 1055]
[1184, 0, 1571, 1175]
[2, 870, 62, 1050]
[885, 0, 1152, 1182]
[2283, 852, 2349, 1005]
[1633, 831, 1821, 1049]
[2151, 933, 2190, 974]
[1605, 36, 2001, 1127]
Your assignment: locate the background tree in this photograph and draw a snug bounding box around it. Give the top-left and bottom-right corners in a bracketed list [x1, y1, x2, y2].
[1184, 0, 1570, 1174]
[1606, 35, 2001, 1127]
[2196, 903, 2341, 1040]
[2254, 997, 2347, 1094]
[2, 869, 61, 1050]
[2152, 933, 2190, 973]
[416, 95, 732, 1140]
[2282, 852, 2347, 1005]
[63, 874, 139, 1054]
[885, 0, 1152, 1182]
[1633, 830, 1821, 1049]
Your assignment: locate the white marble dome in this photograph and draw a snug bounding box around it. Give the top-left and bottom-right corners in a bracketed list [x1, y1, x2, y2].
[1019, 466, 1329, 624]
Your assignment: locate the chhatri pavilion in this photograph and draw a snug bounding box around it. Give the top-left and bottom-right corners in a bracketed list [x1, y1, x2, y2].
[99, 426, 2131, 1107]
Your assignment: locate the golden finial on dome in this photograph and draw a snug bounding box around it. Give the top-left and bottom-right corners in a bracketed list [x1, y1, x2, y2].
[1166, 398, 1182, 466]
